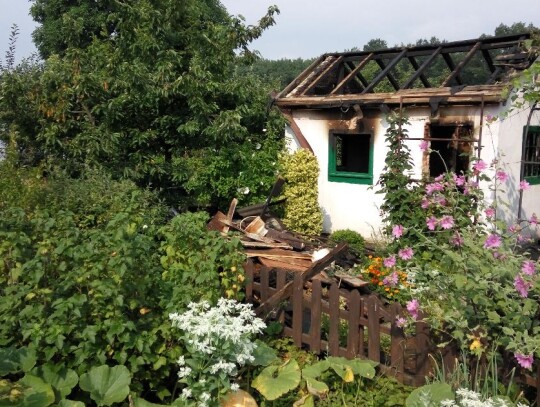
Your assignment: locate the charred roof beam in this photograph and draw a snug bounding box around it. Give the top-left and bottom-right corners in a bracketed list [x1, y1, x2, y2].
[374, 58, 401, 91]
[330, 53, 374, 95]
[441, 41, 483, 87]
[362, 49, 408, 94]
[401, 46, 442, 89]
[442, 53, 462, 85]
[298, 56, 344, 96]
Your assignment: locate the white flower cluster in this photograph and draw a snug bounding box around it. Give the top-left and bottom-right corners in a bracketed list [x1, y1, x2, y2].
[441, 388, 529, 407]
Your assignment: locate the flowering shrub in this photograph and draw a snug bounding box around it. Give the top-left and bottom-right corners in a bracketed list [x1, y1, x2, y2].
[441, 388, 528, 407]
[169, 299, 268, 406]
[378, 111, 540, 381]
[358, 256, 409, 302]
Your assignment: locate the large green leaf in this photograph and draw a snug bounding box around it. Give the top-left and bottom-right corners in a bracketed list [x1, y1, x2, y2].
[79, 365, 131, 406]
[0, 347, 36, 376]
[55, 400, 85, 407]
[33, 364, 78, 400]
[406, 383, 454, 407]
[17, 374, 55, 407]
[252, 359, 301, 401]
[251, 340, 278, 367]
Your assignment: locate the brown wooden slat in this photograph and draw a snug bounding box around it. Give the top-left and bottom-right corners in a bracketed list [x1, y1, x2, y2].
[414, 317, 431, 386]
[481, 49, 496, 73]
[367, 295, 381, 362]
[310, 279, 323, 353]
[245, 259, 254, 301]
[299, 56, 344, 96]
[406, 56, 431, 88]
[292, 272, 303, 347]
[402, 47, 442, 89]
[362, 49, 407, 94]
[245, 249, 312, 259]
[260, 267, 270, 302]
[374, 58, 401, 91]
[330, 53, 374, 95]
[390, 302, 405, 382]
[441, 53, 461, 85]
[441, 41, 482, 87]
[277, 269, 287, 325]
[358, 297, 365, 357]
[328, 283, 340, 355]
[346, 290, 361, 358]
[258, 257, 309, 272]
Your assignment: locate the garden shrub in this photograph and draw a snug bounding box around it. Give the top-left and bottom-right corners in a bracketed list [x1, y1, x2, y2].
[279, 149, 323, 236]
[329, 228, 365, 257]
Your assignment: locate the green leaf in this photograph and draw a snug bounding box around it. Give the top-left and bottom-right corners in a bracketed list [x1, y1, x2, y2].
[79, 365, 131, 406]
[32, 364, 78, 400]
[0, 347, 36, 375]
[252, 359, 301, 401]
[251, 340, 278, 367]
[406, 383, 453, 407]
[55, 400, 85, 407]
[18, 374, 55, 407]
[132, 395, 171, 407]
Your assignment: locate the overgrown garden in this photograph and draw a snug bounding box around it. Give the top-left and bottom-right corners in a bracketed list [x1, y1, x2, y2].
[1, 1, 540, 406]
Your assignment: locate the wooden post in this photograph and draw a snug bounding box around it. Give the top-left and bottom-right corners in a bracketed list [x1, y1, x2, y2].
[414, 316, 431, 386]
[245, 259, 254, 302]
[292, 272, 303, 347]
[260, 266, 270, 303]
[346, 290, 361, 358]
[367, 295, 381, 362]
[328, 283, 340, 355]
[310, 279, 322, 353]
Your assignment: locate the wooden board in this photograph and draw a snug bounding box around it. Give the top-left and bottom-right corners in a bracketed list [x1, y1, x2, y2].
[258, 257, 310, 273]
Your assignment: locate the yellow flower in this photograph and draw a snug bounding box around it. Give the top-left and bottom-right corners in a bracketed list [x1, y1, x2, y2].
[470, 339, 482, 352]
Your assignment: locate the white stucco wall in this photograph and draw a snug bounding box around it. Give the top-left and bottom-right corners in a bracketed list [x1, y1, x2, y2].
[285, 102, 537, 239]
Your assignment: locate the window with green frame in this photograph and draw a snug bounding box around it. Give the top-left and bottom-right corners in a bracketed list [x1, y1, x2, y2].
[328, 131, 373, 184]
[523, 125, 540, 185]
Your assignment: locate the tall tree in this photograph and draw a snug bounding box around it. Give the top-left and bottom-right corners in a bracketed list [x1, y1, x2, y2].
[3, 0, 284, 209]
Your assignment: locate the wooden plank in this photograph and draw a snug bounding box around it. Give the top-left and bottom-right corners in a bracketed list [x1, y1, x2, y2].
[222, 198, 238, 234]
[254, 243, 347, 317]
[277, 269, 287, 325]
[241, 241, 292, 250]
[259, 257, 309, 272]
[292, 272, 303, 347]
[358, 297, 365, 357]
[330, 53, 374, 95]
[390, 302, 405, 382]
[310, 279, 322, 353]
[260, 267, 270, 303]
[207, 211, 228, 233]
[441, 41, 482, 87]
[245, 248, 312, 260]
[334, 273, 369, 288]
[328, 283, 340, 356]
[367, 295, 381, 362]
[402, 47, 442, 89]
[299, 56, 344, 96]
[346, 290, 361, 358]
[362, 49, 407, 94]
[374, 58, 401, 91]
[244, 216, 266, 235]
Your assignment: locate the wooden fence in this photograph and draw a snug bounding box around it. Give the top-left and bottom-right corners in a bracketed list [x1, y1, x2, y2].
[245, 262, 432, 387]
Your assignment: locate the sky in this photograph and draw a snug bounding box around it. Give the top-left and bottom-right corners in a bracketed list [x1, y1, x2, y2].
[1, 0, 539, 64]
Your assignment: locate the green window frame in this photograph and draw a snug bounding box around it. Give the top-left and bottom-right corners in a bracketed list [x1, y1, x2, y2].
[328, 130, 373, 185]
[523, 125, 540, 185]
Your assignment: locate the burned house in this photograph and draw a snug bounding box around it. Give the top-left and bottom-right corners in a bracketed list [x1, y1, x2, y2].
[274, 33, 540, 237]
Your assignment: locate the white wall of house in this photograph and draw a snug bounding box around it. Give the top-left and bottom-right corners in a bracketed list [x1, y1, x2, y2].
[285, 102, 538, 239]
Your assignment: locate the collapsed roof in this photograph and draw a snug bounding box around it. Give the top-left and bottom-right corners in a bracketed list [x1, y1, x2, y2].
[275, 33, 536, 108]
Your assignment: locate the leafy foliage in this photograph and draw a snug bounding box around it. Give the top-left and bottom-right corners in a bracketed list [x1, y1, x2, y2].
[329, 229, 365, 257]
[279, 149, 323, 236]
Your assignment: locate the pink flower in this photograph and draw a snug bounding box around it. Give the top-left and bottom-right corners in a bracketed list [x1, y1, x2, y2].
[495, 170, 509, 183]
[515, 353, 534, 370]
[514, 275, 531, 298]
[485, 207, 495, 218]
[483, 233, 502, 249]
[383, 255, 396, 268]
[421, 198, 430, 209]
[529, 213, 538, 226]
[395, 317, 407, 328]
[426, 216, 438, 231]
[398, 247, 414, 260]
[519, 180, 530, 191]
[434, 197, 447, 206]
[455, 175, 466, 187]
[425, 182, 444, 195]
[392, 225, 404, 239]
[473, 160, 487, 173]
[440, 216, 455, 230]
[450, 232, 464, 247]
[420, 140, 429, 152]
[406, 299, 420, 320]
[521, 261, 536, 276]
[383, 271, 399, 287]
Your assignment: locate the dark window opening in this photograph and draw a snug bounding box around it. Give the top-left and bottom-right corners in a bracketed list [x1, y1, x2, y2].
[428, 124, 472, 178]
[328, 131, 373, 185]
[523, 126, 540, 184]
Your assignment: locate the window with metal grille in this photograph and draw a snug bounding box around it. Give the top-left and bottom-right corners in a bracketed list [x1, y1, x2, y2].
[428, 124, 473, 178]
[328, 131, 373, 184]
[523, 126, 540, 185]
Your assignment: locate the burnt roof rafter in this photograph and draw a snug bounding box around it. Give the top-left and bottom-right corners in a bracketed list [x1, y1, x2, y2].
[278, 33, 535, 106]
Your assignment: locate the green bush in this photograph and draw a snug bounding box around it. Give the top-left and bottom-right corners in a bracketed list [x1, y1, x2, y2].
[329, 229, 366, 257]
[279, 149, 323, 236]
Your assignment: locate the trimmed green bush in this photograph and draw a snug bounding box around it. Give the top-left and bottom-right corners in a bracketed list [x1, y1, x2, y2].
[329, 229, 366, 257]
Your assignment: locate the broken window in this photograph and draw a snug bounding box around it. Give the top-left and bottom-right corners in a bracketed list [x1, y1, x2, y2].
[328, 131, 373, 184]
[427, 124, 473, 178]
[523, 126, 540, 185]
